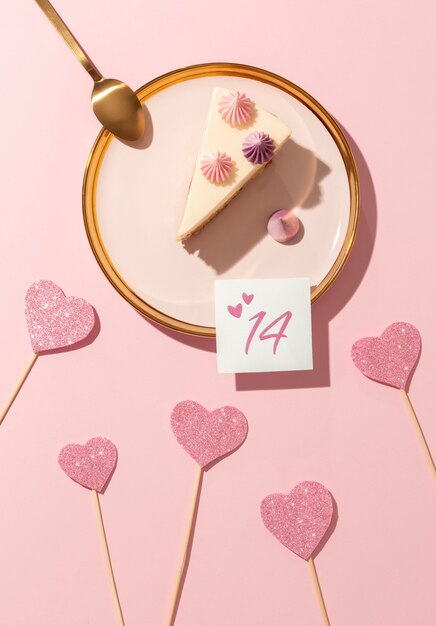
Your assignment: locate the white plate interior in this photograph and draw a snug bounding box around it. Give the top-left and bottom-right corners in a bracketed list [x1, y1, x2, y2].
[96, 76, 350, 327]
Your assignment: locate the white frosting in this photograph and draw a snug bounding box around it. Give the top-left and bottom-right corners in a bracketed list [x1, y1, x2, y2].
[177, 87, 291, 240]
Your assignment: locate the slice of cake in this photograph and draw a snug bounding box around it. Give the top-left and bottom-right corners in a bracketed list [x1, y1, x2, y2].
[177, 87, 291, 241]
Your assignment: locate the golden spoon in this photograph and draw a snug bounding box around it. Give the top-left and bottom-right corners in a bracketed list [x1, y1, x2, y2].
[34, 0, 145, 141]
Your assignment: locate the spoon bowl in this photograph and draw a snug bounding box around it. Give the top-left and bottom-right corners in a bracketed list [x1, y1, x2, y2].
[35, 0, 146, 142]
[92, 78, 145, 141]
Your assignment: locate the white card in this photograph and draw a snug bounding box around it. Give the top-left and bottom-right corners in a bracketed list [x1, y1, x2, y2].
[215, 278, 313, 374]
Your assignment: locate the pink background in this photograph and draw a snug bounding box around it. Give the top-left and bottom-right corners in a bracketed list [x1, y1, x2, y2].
[1, 1, 435, 625]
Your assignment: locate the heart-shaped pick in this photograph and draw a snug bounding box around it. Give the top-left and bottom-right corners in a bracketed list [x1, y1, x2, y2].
[25, 280, 95, 353]
[351, 322, 421, 389]
[58, 437, 117, 493]
[171, 400, 248, 468]
[261, 481, 334, 560]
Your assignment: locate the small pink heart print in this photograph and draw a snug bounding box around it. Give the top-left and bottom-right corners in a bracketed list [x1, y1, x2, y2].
[351, 322, 421, 389]
[171, 400, 248, 468]
[58, 437, 117, 493]
[242, 292, 254, 305]
[227, 303, 243, 318]
[25, 280, 95, 353]
[261, 481, 334, 560]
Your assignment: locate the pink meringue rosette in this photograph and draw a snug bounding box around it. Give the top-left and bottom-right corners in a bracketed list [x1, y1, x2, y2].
[218, 91, 254, 127]
[267, 209, 300, 243]
[200, 151, 233, 184]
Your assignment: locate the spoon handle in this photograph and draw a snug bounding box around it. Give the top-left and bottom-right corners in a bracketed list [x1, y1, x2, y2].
[34, 0, 103, 82]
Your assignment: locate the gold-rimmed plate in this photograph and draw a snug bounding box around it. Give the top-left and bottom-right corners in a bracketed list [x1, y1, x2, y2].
[83, 63, 359, 337]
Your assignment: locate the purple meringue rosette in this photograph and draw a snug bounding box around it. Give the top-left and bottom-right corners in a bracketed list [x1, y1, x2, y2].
[242, 131, 275, 164]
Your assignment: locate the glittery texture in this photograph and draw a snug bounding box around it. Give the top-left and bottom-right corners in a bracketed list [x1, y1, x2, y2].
[242, 131, 275, 164]
[171, 400, 248, 468]
[25, 280, 95, 353]
[200, 151, 233, 183]
[218, 91, 254, 126]
[58, 437, 117, 493]
[261, 481, 334, 560]
[351, 322, 421, 389]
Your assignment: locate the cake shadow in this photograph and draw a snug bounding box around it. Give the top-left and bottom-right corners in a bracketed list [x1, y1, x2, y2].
[182, 139, 330, 274]
[235, 125, 377, 390]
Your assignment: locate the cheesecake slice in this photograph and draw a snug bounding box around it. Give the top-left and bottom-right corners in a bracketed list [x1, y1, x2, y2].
[177, 87, 291, 241]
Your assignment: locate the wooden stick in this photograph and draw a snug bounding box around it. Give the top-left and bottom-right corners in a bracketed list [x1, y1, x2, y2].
[0, 353, 38, 426]
[400, 389, 436, 479]
[166, 466, 203, 626]
[92, 490, 125, 626]
[308, 556, 331, 626]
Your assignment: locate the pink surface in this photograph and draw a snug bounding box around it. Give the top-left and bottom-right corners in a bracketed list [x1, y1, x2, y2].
[0, 1, 435, 625]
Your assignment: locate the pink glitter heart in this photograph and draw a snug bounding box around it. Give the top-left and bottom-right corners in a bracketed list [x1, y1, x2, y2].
[242, 292, 254, 305]
[227, 303, 242, 318]
[351, 322, 421, 389]
[171, 400, 248, 468]
[261, 481, 334, 560]
[25, 280, 95, 353]
[58, 437, 117, 493]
